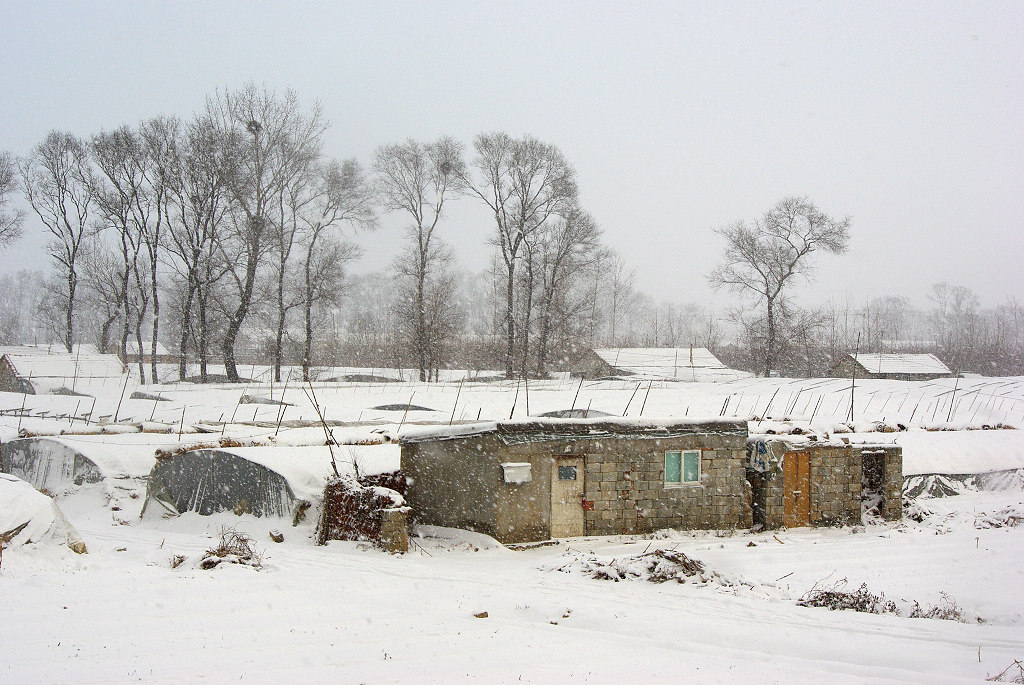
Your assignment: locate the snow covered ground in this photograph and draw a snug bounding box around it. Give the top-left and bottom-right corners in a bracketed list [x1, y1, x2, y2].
[3, 370, 1024, 682]
[2, 486, 1023, 683]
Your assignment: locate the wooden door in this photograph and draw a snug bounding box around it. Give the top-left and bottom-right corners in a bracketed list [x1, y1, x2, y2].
[551, 456, 585, 538]
[783, 452, 810, 527]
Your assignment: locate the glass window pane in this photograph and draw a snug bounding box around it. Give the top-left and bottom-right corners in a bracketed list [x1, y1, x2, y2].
[665, 452, 682, 483]
[683, 452, 700, 482]
[558, 465, 577, 480]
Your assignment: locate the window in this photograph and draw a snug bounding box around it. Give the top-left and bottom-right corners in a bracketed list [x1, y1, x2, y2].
[558, 465, 578, 481]
[665, 450, 700, 485]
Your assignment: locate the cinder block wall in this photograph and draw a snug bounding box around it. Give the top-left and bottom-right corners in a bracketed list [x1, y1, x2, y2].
[809, 446, 863, 526]
[750, 443, 864, 529]
[582, 434, 750, 535]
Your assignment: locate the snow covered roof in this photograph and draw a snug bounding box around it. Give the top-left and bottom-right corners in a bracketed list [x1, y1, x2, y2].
[849, 429, 1024, 476]
[593, 348, 751, 381]
[0, 345, 127, 380]
[123, 340, 173, 356]
[194, 444, 401, 502]
[846, 353, 951, 376]
[400, 416, 747, 444]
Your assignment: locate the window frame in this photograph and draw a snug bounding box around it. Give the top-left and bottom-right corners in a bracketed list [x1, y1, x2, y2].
[664, 449, 701, 487]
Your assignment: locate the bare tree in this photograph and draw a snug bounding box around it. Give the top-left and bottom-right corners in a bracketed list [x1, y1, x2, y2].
[207, 84, 328, 381]
[463, 133, 578, 377]
[0, 152, 24, 248]
[709, 196, 850, 376]
[375, 137, 465, 381]
[529, 205, 602, 377]
[19, 131, 96, 352]
[295, 159, 375, 381]
[165, 113, 230, 381]
[91, 126, 152, 381]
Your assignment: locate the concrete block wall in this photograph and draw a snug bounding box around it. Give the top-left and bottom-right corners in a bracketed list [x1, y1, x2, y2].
[582, 434, 751, 535]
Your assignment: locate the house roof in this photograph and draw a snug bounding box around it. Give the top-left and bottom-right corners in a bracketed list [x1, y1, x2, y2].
[123, 340, 173, 356]
[592, 347, 751, 381]
[845, 353, 951, 376]
[0, 346, 127, 380]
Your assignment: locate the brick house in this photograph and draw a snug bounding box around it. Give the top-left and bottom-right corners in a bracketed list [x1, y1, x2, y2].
[399, 418, 751, 544]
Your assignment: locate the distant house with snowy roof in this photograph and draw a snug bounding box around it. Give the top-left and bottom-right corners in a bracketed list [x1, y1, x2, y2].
[121, 340, 180, 365]
[571, 347, 751, 382]
[0, 345, 127, 394]
[829, 353, 952, 381]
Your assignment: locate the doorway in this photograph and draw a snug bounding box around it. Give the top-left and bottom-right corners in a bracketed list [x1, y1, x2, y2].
[551, 456, 585, 537]
[783, 451, 810, 527]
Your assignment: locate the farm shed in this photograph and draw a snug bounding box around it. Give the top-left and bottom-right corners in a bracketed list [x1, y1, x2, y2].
[571, 347, 751, 382]
[746, 436, 902, 529]
[829, 353, 952, 381]
[400, 417, 751, 544]
[0, 345, 128, 394]
[142, 444, 401, 520]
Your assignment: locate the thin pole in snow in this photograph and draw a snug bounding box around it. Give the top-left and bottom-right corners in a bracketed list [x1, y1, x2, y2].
[524, 376, 530, 416]
[113, 373, 130, 423]
[449, 378, 463, 426]
[178, 406, 185, 437]
[623, 382, 641, 417]
[847, 333, 860, 424]
[639, 380, 653, 417]
[570, 377, 583, 413]
[398, 391, 415, 431]
[509, 377, 521, 420]
[947, 374, 960, 423]
[17, 392, 27, 432]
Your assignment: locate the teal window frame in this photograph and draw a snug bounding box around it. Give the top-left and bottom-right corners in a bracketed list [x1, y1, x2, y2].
[665, 450, 701, 486]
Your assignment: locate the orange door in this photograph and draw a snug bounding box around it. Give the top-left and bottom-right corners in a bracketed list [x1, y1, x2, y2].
[783, 452, 810, 527]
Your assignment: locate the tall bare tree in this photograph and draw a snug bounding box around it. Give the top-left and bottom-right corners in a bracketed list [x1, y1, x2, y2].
[529, 205, 601, 377]
[165, 113, 230, 381]
[374, 137, 465, 381]
[207, 83, 327, 381]
[19, 131, 96, 352]
[296, 159, 375, 381]
[464, 133, 578, 377]
[709, 196, 850, 376]
[0, 151, 24, 249]
[91, 126, 152, 381]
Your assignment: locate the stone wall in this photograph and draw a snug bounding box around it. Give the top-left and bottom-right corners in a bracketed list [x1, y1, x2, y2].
[748, 442, 903, 529]
[582, 434, 750, 535]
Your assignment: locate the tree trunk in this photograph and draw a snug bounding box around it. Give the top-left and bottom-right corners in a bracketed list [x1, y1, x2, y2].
[197, 285, 209, 383]
[765, 298, 776, 377]
[64, 269, 76, 353]
[504, 261, 516, 378]
[149, 263, 160, 384]
[177, 276, 197, 381]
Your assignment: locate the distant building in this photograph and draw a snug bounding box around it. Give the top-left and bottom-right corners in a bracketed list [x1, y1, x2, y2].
[572, 347, 751, 382]
[0, 345, 127, 394]
[120, 340, 181, 365]
[829, 353, 952, 381]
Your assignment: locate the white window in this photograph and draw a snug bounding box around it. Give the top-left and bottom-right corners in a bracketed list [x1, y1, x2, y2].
[665, 450, 700, 486]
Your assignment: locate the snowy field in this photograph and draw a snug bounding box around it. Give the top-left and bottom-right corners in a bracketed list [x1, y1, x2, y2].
[2, 486, 1023, 683]
[3, 369, 1024, 682]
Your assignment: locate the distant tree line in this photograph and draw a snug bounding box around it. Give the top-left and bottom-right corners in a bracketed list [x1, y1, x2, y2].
[0, 84, 1021, 380]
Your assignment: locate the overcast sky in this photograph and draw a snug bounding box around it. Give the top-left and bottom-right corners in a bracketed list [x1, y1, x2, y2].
[1, 1, 1021, 308]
